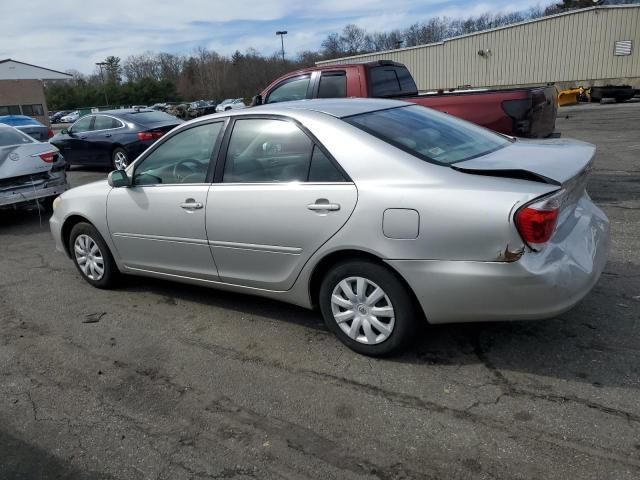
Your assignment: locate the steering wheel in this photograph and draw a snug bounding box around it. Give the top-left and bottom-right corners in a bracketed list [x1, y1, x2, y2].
[172, 159, 202, 182]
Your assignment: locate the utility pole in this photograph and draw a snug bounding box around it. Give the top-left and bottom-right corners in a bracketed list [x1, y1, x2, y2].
[276, 31, 288, 63]
[95, 62, 109, 106]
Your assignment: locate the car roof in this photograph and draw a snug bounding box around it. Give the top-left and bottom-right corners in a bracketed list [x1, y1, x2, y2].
[0, 115, 42, 125]
[94, 108, 156, 116]
[251, 98, 410, 118]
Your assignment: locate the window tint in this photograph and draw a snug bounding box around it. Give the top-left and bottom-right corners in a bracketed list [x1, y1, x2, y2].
[368, 66, 418, 97]
[21, 105, 34, 116]
[345, 105, 510, 165]
[308, 146, 346, 182]
[134, 122, 222, 185]
[223, 119, 313, 183]
[266, 76, 310, 104]
[111, 118, 123, 128]
[93, 116, 115, 130]
[32, 104, 44, 116]
[317, 72, 347, 98]
[0, 127, 33, 146]
[71, 116, 93, 133]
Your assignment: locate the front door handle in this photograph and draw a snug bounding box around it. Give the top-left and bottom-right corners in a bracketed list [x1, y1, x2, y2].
[180, 199, 203, 210]
[307, 201, 340, 212]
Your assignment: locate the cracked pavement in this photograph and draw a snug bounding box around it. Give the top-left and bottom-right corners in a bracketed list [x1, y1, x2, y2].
[1, 101, 639, 479]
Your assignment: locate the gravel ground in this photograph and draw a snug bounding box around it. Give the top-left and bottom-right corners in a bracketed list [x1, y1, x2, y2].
[1, 102, 639, 480]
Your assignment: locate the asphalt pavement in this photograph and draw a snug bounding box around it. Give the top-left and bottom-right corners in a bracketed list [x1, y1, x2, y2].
[1, 102, 639, 479]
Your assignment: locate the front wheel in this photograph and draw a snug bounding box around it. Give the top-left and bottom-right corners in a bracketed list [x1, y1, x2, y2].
[319, 260, 419, 356]
[112, 147, 129, 170]
[69, 222, 119, 289]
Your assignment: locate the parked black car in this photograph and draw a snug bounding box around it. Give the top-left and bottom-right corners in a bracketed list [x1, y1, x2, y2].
[49, 111, 70, 123]
[50, 109, 182, 169]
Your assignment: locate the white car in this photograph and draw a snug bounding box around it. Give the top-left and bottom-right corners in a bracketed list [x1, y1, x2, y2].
[215, 98, 246, 112]
[60, 111, 80, 123]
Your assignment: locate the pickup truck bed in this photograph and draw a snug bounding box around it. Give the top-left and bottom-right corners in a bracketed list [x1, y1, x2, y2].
[256, 61, 558, 138]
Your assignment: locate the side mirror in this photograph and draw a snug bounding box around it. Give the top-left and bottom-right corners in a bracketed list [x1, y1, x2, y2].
[250, 94, 263, 107]
[108, 169, 130, 188]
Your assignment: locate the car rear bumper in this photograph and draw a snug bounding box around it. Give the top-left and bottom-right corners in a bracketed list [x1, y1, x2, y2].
[387, 196, 610, 324]
[0, 172, 67, 207]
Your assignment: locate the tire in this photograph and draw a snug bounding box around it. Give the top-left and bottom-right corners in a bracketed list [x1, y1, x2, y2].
[112, 147, 129, 170]
[319, 260, 419, 357]
[69, 222, 119, 289]
[224, 107, 231, 111]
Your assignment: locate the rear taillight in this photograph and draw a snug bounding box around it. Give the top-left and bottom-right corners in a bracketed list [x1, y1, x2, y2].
[47, 128, 54, 138]
[137, 131, 164, 141]
[515, 190, 565, 251]
[38, 151, 57, 163]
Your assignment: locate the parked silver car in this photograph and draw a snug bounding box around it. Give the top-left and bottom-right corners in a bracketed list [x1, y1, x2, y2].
[49, 99, 609, 356]
[0, 124, 67, 209]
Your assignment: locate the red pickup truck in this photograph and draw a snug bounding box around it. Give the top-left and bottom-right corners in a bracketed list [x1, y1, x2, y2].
[253, 61, 558, 138]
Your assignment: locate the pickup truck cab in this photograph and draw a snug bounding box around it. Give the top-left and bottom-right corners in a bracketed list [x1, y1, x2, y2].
[254, 61, 558, 138]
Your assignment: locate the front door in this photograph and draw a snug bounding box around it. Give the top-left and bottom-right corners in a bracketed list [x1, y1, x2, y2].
[58, 115, 93, 164]
[206, 117, 357, 290]
[107, 121, 224, 280]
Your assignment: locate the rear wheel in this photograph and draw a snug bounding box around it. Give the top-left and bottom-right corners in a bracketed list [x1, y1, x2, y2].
[112, 148, 129, 170]
[319, 260, 419, 356]
[69, 222, 119, 289]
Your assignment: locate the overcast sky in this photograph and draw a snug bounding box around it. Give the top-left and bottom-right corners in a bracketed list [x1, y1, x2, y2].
[0, 0, 551, 74]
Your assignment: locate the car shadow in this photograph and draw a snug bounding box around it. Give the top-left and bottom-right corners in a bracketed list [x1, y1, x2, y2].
[117, 259, 638, 391]
[0, 428, 113, 479]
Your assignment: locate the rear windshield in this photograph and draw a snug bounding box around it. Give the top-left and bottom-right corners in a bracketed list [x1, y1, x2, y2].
[122, 111, 177, 125]
[344, 105, 510, 165]
[368, 66, 418, 97]
[0, 128, 34, 146]
[0, 116, 39, 127]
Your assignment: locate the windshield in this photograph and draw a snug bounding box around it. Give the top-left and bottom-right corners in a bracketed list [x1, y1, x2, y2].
[0, 127, 34, 146]
[344, 105, 511, 165]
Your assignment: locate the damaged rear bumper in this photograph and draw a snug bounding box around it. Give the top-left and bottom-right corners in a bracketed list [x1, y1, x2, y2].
[0, 172, 68, 207]
[387, 194, 610, 324]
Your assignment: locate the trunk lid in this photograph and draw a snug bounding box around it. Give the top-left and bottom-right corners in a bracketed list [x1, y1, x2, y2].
[0, 143, 58, 180]
[451, 138, 595, 186]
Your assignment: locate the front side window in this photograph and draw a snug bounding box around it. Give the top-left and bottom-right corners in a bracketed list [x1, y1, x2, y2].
[223, 119, 314, 183]
[317, 72, 347, 99]
[71, 116, 93, 133]
[344, 105, 510, 164]
[266, 76, 311, 104]
[134, 122, 222, 185]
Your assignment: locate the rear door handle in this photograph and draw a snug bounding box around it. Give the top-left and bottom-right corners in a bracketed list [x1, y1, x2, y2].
[105, 133, 112, 138]
[307, 202, 340, 211]
[180, 199, 203, 210]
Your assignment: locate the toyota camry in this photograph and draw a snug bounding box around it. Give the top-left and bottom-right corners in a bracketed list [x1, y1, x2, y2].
[49, 99, 609, 356]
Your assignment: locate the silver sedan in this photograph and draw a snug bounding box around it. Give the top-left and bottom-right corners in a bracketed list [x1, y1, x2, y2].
[49, 99, 609, 356]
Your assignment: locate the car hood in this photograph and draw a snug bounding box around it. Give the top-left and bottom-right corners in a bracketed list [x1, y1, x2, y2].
[451, 138, 595, 186]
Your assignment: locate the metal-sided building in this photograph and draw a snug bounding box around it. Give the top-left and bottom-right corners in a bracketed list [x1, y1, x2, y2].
[0, 59, 72, 125]
[316, 5, 640, 91]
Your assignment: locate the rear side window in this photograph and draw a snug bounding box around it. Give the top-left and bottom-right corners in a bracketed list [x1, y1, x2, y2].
[317, 72, 347, 99]
[345, 105, 509, 165]
[21, 105, 34, 116]
[123, 111, 176, 125]
[308, 146, 346, 182]
[266, 75, 311, 104]
[93, 116, 114, 131]
[0, 128, 33, 146]
[368, 66, 418, 97]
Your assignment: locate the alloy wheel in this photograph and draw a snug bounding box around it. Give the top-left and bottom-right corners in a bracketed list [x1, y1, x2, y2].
[114, 151, 128, 170]
[74, 234, 105, 281]
[330, 276, 395, 345]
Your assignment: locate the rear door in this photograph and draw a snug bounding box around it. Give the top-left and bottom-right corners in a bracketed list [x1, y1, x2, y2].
[206, 116, 357, 290]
